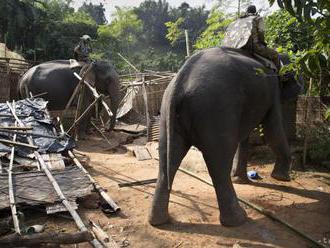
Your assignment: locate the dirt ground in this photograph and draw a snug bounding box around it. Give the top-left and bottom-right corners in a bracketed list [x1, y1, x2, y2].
[26, 131, 330, 248]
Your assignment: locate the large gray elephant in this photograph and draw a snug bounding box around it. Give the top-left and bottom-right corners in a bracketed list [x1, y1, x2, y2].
[149, 47, 301, 227]
[19, 60, 120, 131]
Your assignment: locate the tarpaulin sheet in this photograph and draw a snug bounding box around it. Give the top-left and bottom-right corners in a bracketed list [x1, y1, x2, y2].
[0, 98, 74, 157]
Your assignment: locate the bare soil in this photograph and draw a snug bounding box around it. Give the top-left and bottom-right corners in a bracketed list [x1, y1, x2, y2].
[22, 131, 330, 248]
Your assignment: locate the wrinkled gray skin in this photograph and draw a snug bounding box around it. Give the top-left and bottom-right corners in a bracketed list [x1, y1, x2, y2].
[231, 53, 302, 184]
[149, 47, 301, 227]
[19, 60, 120, 132]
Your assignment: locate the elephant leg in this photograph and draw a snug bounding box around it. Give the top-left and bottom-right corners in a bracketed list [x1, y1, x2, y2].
[198, 122, 247, 227]
[231, 138, 250, 184]
[263, 106, 291, 181]
[203, 146, 247, 227]
[149, 125, 189, 226]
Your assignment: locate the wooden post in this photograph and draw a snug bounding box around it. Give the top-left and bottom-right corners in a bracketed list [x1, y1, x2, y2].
[141, 75, 150, 138]
[303, 79, 313, 166]
[7, 101, 21, 234]
[68, 150, 120, 212]
[185, 30, 191, 58]
[237, 0, 241, 17]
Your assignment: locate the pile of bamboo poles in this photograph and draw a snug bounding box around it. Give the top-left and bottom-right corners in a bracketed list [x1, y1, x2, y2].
[0, 99, 120, 247]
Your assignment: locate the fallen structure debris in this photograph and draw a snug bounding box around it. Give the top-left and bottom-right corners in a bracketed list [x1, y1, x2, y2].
[0, 97, 119, 247]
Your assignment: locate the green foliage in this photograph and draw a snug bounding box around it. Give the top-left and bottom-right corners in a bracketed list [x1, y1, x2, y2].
[194, 8, 233, 49]
[63, 11, 96, 25]
[79, 2, 107, 25]
[109, 7, 142, 44]
[269, 0, 330, 99]
[134, 0, 171, 46]
[265, 10, 313, 51]
[165, 17, 184, 46]
[326, 108, 330, 121]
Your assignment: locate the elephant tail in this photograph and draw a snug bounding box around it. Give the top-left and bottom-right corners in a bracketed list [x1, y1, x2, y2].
[166, 74, 178, 190]
[166, 52, 202, 190]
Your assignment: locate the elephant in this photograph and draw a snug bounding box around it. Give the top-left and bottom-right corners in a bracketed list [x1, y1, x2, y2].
[18, 60, 120, 132]
[149, 47, 302, 227]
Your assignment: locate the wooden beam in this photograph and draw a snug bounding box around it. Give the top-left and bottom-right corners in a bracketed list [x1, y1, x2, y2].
[0, 231, 93, 247]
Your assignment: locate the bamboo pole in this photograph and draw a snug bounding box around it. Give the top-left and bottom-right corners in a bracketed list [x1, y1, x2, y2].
[73, 72, 113, 118]
[303, 79, 313, 166]
[90, 221, 118, 248]
[91, 121, 112, 147]
[117, 53, 140, 73]
[0, 129, 59, 139]
[67, 150, 120, 212]
[184, 30, 191, 58]
[177, 167, 326, 248]
[6, 102, 102, 248]
[0, 126, 32, 130]
[7, 101, 21, 234]
[67, 96, 101, 134]
[0, 138, 39, 150]
[65, 63, 94, 110]
[141, 75, 150, 138]
[0, 231, 93, 247]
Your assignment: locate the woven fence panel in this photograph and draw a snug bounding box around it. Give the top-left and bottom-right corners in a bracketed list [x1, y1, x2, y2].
[0, 72, 10, 103]
[132, 77, 173, 116]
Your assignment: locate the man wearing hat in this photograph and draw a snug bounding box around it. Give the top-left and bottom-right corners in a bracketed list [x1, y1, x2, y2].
[74, 35, 92, 62]
[222, 5, 280, 70]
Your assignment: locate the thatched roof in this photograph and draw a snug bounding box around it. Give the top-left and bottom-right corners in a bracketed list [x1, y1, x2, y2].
[0, 43, 29, 72]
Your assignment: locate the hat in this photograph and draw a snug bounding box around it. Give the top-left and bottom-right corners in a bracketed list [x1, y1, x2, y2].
[80, 35, 91, 41]
[246, 5, 257, 14]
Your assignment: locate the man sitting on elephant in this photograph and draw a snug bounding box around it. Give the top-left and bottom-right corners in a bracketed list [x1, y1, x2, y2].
[222, 5, 280, 71]
[74, 35, 92, 63]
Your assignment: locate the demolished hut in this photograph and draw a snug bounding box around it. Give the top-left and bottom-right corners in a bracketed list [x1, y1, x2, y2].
[0, 98, 119, 247]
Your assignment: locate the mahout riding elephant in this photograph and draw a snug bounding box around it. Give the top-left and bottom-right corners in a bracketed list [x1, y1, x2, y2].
[149, 47, 302, 227]
[19, 60, 120, 132]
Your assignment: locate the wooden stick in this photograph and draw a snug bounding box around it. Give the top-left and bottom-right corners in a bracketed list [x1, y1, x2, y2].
[118, 178, 157, 188]
[6, 102, 102, 248]
[91, 121, 112, 147]
[303, 79, 313, 166]
[7, 101, 21, 234]
[90, 220, 118, 248]
[142, 76, 150, 139]
[177, 167, 326, 248]
[67, 96, 101, 134]
[66, 63, 94, 110]
[0, 126, 32, 130]
[0, 231, 93, 247]
[0, 138, 38, 150]
[0, 129, 59, 139]
[68, 150, 120, 212]
[117, 53, 140, 73]
[73, 72, 113, 117]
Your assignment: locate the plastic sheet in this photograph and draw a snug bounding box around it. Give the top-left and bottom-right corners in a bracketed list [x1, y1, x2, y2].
[0, 98, 75, 157]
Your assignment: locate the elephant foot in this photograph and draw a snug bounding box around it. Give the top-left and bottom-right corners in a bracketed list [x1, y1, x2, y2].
[148, 209, 170, 226]
[271, 170, 291, 181]
[232, 176, 251, 184]
[220, 204, 247, 227]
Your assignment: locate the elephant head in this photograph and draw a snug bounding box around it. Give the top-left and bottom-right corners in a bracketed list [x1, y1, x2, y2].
[79, 61, 120, 131]
[279, 54, 304, 100]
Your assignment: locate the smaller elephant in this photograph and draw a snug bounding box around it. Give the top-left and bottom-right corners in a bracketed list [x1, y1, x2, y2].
[149, 47, 301, 227]
[19, 60, 120, 132]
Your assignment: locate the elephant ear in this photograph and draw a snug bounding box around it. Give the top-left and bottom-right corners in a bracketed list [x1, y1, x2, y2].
[281, 76, 303, 100]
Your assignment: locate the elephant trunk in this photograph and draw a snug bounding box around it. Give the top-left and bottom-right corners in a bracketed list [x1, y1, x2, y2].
[107, 75, 120, 130]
